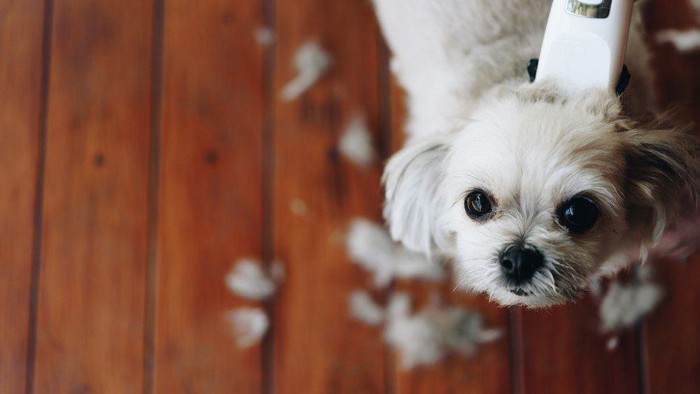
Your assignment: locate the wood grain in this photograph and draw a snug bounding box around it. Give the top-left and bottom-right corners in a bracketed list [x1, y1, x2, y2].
[644, 258, 700, 393]
[153, 0, 266, 392]
[643, 1, 700, 392]
[520, 299, 640, 393]
[272, 0, 388, 392]
[0, 1, 45, 392]
[33, 1, 154, 391]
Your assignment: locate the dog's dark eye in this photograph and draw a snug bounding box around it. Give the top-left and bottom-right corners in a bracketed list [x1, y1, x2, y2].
[557, 195, 599, 234]
[465, 190, 493, 220]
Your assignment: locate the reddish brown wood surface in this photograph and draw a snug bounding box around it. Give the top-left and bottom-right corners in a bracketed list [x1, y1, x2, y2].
[33, 1, 154, 391]
[520, 299, 641, 393]
[645, 257, 700, 394]
[271, 0, 388, 392]
[643, 2, 700, 393]
[0, 1, 45, 392]
[153, 0, 266, 392]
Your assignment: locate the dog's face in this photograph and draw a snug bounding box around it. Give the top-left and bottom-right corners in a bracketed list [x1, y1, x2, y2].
[383, 86, 697, 307]
[443, 90, 630, 307]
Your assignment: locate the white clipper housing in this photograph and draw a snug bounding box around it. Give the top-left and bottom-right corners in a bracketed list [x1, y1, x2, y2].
[535, 0, 634, 92]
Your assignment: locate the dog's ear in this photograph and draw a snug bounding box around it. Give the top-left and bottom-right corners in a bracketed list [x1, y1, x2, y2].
[622, 123, 700, 243]
[383, 133, 453, 256]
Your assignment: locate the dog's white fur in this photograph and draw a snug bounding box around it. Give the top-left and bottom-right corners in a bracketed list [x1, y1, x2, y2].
[375, 0, 699, 307]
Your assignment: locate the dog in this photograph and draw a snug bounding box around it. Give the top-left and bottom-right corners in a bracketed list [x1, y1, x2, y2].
[373, 0, 700, 307]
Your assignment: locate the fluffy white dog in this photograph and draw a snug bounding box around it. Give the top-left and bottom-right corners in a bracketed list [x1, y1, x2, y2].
[374, 0, 700, 307]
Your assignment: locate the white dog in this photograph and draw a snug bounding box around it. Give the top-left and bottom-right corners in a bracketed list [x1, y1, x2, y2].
[374, 0, 700, 307]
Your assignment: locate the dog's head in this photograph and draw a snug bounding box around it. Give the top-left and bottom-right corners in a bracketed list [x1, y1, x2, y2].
[383, 85, 698, 307]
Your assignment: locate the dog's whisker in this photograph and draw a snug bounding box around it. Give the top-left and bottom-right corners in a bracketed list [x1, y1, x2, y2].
[543, 269, 557, 292]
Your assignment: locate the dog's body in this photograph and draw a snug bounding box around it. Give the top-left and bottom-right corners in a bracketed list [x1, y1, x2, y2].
[374, 0, 699, 307]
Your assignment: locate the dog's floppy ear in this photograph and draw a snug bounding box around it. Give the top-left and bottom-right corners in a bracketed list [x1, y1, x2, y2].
[383, 133, 454, 256]
[622, 123, 700, 243]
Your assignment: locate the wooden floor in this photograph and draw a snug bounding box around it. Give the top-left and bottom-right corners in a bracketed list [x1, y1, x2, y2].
[1, 0, 699, 393]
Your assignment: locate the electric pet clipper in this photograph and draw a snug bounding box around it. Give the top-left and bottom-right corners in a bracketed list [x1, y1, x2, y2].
[533, 0, 635, 94]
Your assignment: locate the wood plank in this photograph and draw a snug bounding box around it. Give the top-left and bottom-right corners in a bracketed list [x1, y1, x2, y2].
[643, 1, 700, 392]
[153, 0, 266, 392]
[272, 0, 388, 392]
[0, 1, 45, 392]
[520, 299, 640, 393]
[388, 80, 512, 394]
[33, 1, 154, 391]
[644, 257, 700, 393]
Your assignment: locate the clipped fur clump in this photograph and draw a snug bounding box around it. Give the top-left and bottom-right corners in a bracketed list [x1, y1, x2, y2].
[384, 293, 502, 369]
[254, 27, 276, 46]
[349, 290, 385, 326]
[656, 29, 700, 53]
[599, 266, 664, 333]
[384, 293, 444, 368]
[338, 115, 378, 168]
[225, 259, 285, 300]
[347, 218, 446, 288]
[227, 308, 269, 348]
[269, 260, 286, 283]
[436, 306, 503, 356]
[655, 0, 700, 53]
[281, 41, 332, 101]
[224, 260, 283, 348]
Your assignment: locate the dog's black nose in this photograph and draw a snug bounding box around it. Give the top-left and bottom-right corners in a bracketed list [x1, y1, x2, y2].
[499, 245, 544, 284]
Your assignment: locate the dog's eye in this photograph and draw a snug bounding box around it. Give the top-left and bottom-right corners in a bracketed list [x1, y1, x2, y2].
[465, 190, 493, 220]
[557, 195, 599, 234]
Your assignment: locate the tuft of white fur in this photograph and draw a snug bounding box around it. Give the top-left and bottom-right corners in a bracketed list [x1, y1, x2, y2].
[349, 290, 385, 325]
[254, 27, 276, 46]
[385, 310, 444, 368]
[225, 259, 284, 300]
[281, 41, 332, 101]
[384, 292, 502, 369]
[227, 308, 269, 348]
[599, 266, 664, 333]
[339, 116, 378, 168]
[347, 218, 445, 288]
[269, 260, 286, 283]
[656, 29, 700, 53]
[436, 307, 503, 356]
[289, 198, 309, 217]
